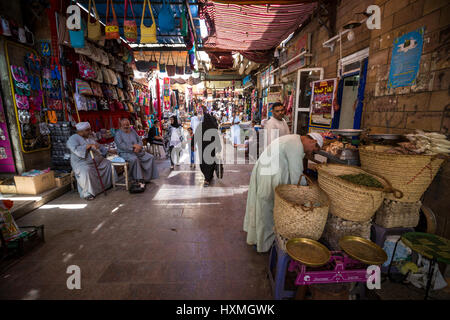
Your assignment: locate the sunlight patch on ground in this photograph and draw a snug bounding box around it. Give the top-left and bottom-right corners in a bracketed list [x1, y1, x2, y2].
[91, 221, 105, 234]
[152, 184, 248, 201]
[40, 204, 87, 210]
[0, 196, 42, 201]
[62, 253, 74, 263]
[22, 289, 40, 300]
[154, 202, 222, 206]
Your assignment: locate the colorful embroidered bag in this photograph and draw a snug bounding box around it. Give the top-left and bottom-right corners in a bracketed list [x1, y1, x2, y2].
[105, 0, 119, 39]
[123, 0, 137, 43]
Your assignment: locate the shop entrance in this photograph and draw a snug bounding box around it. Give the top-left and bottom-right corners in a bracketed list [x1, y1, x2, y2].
[333, 48, 369, 130]
[338, 74, 360, 129]
[294, 69, 323, 135]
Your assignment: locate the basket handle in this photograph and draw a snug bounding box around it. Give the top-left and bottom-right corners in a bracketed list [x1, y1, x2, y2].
[296, 174, 315, 211]
[363, 168, 404, 200]
[388, 187, 404, 199]
[299, 203, 314, 212]
[297, 174, 313, 187]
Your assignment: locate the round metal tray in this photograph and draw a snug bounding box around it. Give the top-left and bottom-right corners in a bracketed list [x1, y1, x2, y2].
[330, 129, 364, 137]
[339, 236, 387, 265]
[367, 134, 403, 140]
[286, 238, 331, 267]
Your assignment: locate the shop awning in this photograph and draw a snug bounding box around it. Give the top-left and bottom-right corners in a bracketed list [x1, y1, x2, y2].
[199, 0, 316, 51]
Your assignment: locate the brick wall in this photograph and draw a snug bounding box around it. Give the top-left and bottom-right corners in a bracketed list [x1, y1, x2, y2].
[364, 0, 449, 135]
[282, 0, 450, 238]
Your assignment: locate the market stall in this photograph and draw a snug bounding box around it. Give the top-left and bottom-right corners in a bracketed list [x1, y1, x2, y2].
[269, 128, 449, 300]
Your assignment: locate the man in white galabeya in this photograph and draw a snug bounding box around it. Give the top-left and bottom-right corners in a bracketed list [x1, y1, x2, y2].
[244, 132, 324, 252]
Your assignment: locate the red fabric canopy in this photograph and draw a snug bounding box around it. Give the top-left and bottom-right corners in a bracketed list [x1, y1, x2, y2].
[199, 1, 316, 51]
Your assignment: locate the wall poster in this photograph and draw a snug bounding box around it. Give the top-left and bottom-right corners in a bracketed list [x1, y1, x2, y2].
[309, 79, 337, 127]
[388, 27, 424, 88]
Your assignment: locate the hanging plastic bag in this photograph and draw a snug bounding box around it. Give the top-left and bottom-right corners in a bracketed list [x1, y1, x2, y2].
[158, 0, 175, 33]
[87, 0, 102, 41]
[406, 253, 448, 291]
[140, 0, 157, 44]
[123, 0, 138, 43]
[105, 0, 120, 40]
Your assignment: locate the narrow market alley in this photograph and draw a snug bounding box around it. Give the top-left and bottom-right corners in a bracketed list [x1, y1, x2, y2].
[0, 153, 272, 299]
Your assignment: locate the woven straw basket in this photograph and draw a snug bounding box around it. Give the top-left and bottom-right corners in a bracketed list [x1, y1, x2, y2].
[359, 145, 445, 202]
[274, 175, 330, 240]
[375, 199, 421, 228]
[317, 164, 401, 222]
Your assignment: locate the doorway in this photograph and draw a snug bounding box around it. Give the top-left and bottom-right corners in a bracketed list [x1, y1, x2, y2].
[338, 74, 359, 129]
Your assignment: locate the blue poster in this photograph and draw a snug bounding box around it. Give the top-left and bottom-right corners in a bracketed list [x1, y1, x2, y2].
[388, 27, 424, 88]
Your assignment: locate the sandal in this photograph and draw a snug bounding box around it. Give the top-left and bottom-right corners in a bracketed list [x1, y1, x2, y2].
[203, 181, 210, 187]
[85, 195, 95, 201]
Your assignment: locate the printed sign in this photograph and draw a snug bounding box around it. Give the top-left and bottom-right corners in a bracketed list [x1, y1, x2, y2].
[309, 79, 337, 127]
[388, 27, 424, 88]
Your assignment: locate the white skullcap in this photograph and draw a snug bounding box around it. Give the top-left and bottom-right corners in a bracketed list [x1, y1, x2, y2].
[76, 122, 91, 131]
[307, 132, 324, 148]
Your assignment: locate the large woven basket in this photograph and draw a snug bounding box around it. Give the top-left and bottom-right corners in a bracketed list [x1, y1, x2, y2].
[359, 145, 445, 202]
[375, 199, 421, 228]
[274, 175, 330, 240]
[317, 164, 400, 222]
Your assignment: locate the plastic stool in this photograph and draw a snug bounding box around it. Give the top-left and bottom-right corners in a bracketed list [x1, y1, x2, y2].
[371, 224, 415, 248]
[268, 240, 296, 300]
[371, 224, 414, 273]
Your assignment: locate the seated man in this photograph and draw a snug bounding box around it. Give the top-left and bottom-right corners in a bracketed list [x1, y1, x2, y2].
[147, 119, 166, 153]
[115, 119, 159, 186]
[67, 122, 115, 201]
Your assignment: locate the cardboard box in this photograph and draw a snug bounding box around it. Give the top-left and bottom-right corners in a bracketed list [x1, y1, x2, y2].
[14, 171, 56, 195]
[55, 173, 72, 188]
[0, 183, 17, 194]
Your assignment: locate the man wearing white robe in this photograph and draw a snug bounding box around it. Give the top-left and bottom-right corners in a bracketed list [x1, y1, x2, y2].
[190, 111, 200, 133]
[114, 119, 159, 186]
[67, 122, 115, 200]
[264, 102, 290, 148]
[243, 133, 324, 252]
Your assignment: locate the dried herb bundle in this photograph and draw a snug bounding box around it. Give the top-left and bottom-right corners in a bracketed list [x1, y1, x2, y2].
[338, 173, 383, 188]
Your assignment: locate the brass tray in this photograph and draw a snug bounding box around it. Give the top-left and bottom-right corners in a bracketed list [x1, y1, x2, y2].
[339, 236, 388, 265]
[286, 238, 331, 267]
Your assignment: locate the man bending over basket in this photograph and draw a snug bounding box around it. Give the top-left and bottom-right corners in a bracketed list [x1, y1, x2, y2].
[243, 133, 323, 252]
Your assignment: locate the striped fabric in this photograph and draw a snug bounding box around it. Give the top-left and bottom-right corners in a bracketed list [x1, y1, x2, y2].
[199, 1, 317, 51]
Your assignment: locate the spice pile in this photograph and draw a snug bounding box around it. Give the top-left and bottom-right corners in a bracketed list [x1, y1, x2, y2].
[338, 173, 384, 188]
[385, 130, 450, 155]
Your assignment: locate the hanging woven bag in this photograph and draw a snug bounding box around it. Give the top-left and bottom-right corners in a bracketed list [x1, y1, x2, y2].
[140, 0, 157, 44]
[105, 0, 120, 40]
[123, 0, 138, 43]
[87, 0, 102, 41]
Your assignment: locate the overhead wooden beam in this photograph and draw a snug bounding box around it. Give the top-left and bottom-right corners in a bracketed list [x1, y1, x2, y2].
[185, 0, 199, 48]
